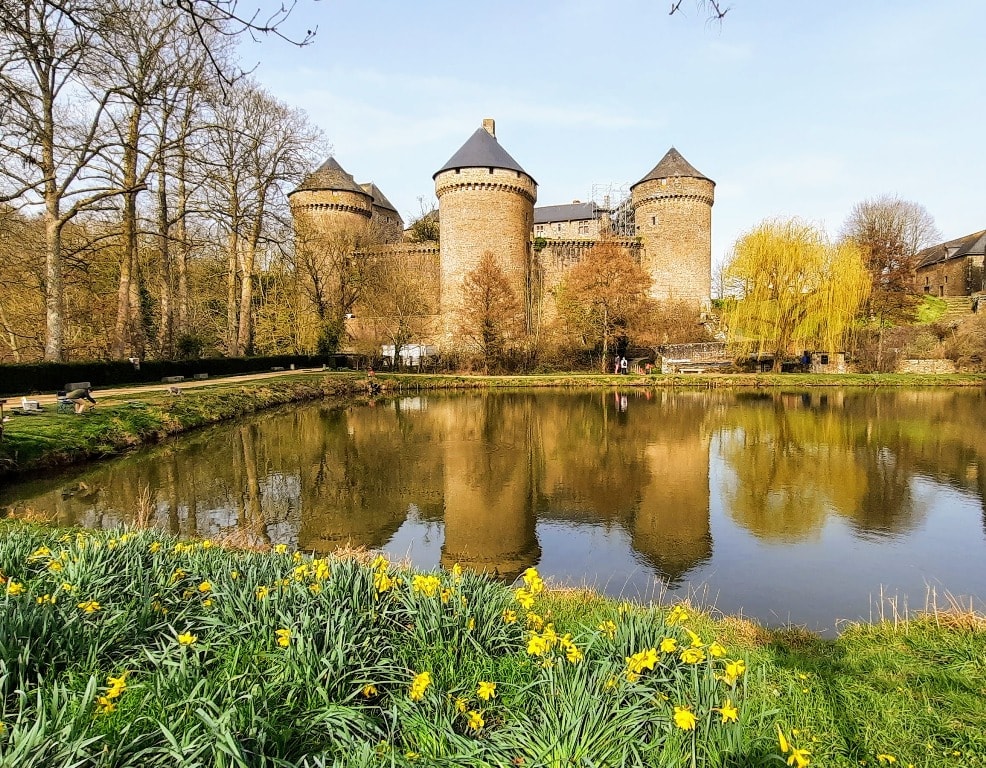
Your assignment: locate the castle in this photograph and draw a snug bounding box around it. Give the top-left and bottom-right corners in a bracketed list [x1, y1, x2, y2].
[289, 118, 715, 356]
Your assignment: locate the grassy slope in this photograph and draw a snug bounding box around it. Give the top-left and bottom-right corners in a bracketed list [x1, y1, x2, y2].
[0, 524, 983, 767]
[3, 370, 985, 478]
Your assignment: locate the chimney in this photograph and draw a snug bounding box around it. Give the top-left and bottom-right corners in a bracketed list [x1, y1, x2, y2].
[482, 118, 495, 137]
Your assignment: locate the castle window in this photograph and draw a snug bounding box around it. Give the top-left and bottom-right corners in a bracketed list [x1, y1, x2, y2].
[651, 216, 657, 226]
[925, 276, 929, 285]
[578, 221, 590, 235]
[489, 168, 494, 174]
[535, 225, 544, 234]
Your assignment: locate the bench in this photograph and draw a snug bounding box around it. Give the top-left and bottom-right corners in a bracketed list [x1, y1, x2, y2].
[270, 366, 285, 372]
[192, 373, 208, 380]
[161, 375, 185, 384]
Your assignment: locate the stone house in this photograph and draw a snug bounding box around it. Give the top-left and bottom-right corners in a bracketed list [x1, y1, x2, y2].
[914, 230, 985, 298]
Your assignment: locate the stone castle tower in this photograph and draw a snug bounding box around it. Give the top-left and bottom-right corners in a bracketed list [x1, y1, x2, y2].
[290, 122, 715, 355]
[433, 119, 537, 343]
[631, 148, 715, 307]
[289, 156, 404, 245]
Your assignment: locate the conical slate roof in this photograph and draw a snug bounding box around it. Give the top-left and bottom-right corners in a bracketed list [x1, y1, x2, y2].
[632, 147, 713, 189]
[360, 182, 399, 213]
[434, 127, 533, 181]
[291, 157, 370, 197]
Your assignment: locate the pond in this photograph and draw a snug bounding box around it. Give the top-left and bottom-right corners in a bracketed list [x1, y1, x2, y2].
[2, 388, 984, 633]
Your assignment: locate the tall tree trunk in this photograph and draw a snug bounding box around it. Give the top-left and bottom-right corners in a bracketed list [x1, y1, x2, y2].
[175, 168, 189, 338]
[157, 152, 173, 357]
[43, 198, 64, 361]
[114, 107, 144, 358]
[236, 203, 264, 355]
[226, 219, 240, 355]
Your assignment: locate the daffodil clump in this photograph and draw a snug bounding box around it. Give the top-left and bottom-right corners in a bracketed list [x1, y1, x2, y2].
[1, 522, 983, 767]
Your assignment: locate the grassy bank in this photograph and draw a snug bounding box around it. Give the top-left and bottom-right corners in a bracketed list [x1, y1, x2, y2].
[0, 523, 983, 767]
[3, 370, 985, 478]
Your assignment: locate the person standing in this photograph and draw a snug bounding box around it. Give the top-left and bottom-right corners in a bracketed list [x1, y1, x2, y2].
[620, 356, 628, 375]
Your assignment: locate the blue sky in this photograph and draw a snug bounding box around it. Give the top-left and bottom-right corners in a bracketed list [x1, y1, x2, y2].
[250, 0, 985, 266]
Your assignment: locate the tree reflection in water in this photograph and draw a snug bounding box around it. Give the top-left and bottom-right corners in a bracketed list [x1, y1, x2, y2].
[3, 388, 985, 616]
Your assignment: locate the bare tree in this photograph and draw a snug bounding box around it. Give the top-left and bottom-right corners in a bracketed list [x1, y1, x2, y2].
[840, 195, 940, 327]
[0, 0, 125, 360]
[458, 250, 524, 373]
[361, 252, 435, 369]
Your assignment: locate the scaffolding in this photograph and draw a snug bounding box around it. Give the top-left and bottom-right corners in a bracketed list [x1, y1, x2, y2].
[589, 182, 635, 237]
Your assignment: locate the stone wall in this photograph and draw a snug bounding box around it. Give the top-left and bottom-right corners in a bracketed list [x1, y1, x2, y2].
[435, 166, 536, 346]
[896, 358, 957, 374]
[631, 175, 714, 307]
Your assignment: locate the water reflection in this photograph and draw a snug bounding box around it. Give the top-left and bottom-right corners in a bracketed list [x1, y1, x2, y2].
[2, 388, 985, 628]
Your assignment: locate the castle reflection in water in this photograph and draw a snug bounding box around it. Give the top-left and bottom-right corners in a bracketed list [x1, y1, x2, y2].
[4, 389, 985, 598]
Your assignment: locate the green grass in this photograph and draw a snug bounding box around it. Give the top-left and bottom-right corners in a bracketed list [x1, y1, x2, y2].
[916, 295, 948, 323]
[1, 523, 984, 767]
[4, 370, 986, 479]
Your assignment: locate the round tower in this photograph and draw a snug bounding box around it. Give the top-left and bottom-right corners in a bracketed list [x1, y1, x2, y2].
[630, 148, 714, 308]
[288, 156, 373, 243]
[433, 118, 537, 348]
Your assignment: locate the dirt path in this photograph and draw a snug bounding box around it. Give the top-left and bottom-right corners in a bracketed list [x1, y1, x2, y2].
[15, 367, 333, 407]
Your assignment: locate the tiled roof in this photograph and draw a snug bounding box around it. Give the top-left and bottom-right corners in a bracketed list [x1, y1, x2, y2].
[360, 182, 399, 214]
[434, 126, 533, 180]
[292, 157, 370, 197]
[632, 147, 713, 188]
[534, 202, 599, 225]
[916, 230, 986, 269]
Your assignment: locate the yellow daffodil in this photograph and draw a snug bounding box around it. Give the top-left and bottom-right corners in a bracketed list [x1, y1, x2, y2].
[177, 631, 197, 646]
[6, 581, 25, 596]
[148, 541, 161, 554]
[230, 570, 239, 580]
[527, 634, 549, 656]
[660, 637, 678, 653]
[667, 605, 689, 625]
[411, 574, 440, 598]
[876, 756, 897, 765]
[36, 593, 56, 605]
[454, 696, 468, 713]
[514, 587, 534, 610]
[202, 598, 214, 607]
[47, 560, 63, 572]
[313, 560, 330, 580]
[466, 617, 475, 631]
[777, 724, 790, 754]
[717, 699, 739, 723]
[502, 609, 517, 624]
[680, 647, 706, 664]
[308, 583, 321, 595]
[626, 648, 659, 675]
[78, 600, 100, 613]
[673, 706, 697, 731]
[709, 642, 727, 658]
[684, 627, 705, 647]
[371, 554, 388, 570]
[451, 563, 462, 580]
[409, 671, 432, 701]
[198, 581, 212, 593]
[440, 588, 452, 604]
[598, 620, 617, 639]
[362, 684, 378, 697]
[787, 747, 811, 767]
[526, 612, 543, 630]
[30, 546, 52, 559]
[522, 567, 544, 595]
[275, 628, 291, 647]
[273, 544, 287, 554]
[466, 710, 484, 731]
[477, 681, 497, 701]
[723, 659, 746, 685]
[96, 695, 117, 714]
[565, 644, 584, 664]
[373, 570, 394, 593]
[255, 585, 269, 600]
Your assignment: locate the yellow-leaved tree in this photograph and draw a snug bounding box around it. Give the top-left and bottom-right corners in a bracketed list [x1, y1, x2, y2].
[723, 218, 869, 371]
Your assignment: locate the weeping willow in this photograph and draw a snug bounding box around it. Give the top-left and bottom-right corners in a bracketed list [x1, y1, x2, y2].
[724, 218, 870, 371]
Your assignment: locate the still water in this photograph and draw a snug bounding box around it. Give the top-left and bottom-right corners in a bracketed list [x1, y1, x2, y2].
[3, 388, 985, 633]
